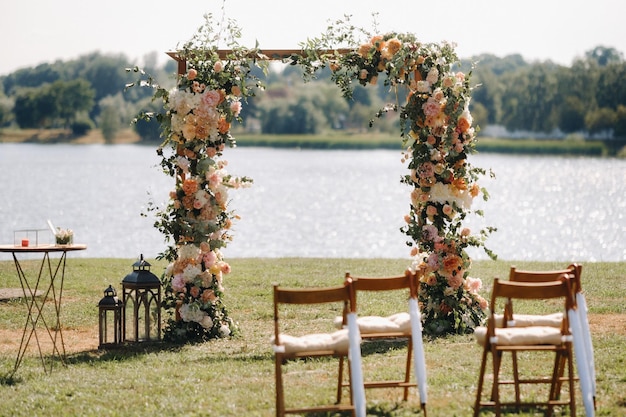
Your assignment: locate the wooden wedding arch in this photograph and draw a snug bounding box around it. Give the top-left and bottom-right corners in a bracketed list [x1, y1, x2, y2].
[152, 38, 493, 344]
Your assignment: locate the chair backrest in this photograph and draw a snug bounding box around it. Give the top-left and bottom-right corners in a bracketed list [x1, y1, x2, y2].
[489, 276, 575, 335]
[509, 265, 575, 283]
[508, 264, 583, 308]
[273, 281, 355, 345]
[346, 269, 419, 309]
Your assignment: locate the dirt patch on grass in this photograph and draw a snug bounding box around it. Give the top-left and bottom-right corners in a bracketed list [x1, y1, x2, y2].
[0, 326, 99, 356]
[588, 313, 626, 336]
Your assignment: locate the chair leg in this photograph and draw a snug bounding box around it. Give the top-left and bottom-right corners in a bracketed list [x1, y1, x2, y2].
[512, 351, 521, 409]
[546, 352, 562, 417]
[275, 356, 285, 417]
[337, 355, 345, 404]
[474, 348, 489, 417]
[404, 338, 413, 401]
[566, 347, 576, 417]
[347, 356, 353, 406]
[492, 350, 503, 417]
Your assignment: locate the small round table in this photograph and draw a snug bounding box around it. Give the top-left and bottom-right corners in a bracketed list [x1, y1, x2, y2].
[0, 244, 86, 374]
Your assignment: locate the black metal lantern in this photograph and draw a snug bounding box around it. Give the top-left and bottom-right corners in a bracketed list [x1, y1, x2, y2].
[98, 285, 124, 349]
[121, 254, 162, 343]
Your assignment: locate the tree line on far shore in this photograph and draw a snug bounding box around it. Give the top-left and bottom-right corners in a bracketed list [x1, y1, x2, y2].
[0, 46, 625, 143]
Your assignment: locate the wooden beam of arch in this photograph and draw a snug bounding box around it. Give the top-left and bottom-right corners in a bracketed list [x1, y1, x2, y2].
[166, 48, 353, 75]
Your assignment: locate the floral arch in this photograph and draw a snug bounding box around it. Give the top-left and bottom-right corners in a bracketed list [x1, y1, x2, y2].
[129, 15, 495, 343]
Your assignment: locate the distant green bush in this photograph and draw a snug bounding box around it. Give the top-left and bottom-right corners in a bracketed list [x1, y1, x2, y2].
[70, 118, 94, 136]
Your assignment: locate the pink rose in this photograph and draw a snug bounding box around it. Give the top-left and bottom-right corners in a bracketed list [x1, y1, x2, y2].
[172, 274, 186, 292]
[202, 90, 221, 108]
[203, 251, 217, 268]
[465, 276, 482, 293]
[187, 68, 197, 80]
[230, 101, 242, 117]
[427, 253, 439, 270]
[418, 162, 435, 179]
[422, 98, 441, 117]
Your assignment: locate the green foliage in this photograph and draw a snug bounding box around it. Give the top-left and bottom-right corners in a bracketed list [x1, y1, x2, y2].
[12, 79, 94, 129]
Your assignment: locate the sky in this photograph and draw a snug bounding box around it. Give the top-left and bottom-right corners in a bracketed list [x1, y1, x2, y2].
[2, 0, 626, 76]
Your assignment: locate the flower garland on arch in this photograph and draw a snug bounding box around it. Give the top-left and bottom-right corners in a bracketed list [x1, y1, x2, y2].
[129, 14, 264, 343]
[298, 21, 496, 335]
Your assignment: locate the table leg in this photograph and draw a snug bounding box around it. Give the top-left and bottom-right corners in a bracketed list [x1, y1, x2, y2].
[11, 251, 68, 375]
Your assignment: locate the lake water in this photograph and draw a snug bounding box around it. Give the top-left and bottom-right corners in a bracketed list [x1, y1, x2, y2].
[1, 143, 624, 262]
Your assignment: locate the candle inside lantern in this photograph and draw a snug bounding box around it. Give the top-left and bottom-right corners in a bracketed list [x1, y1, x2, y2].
[21, 238, 29, 247]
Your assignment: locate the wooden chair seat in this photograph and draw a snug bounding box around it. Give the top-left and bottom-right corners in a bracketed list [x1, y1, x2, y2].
[335, 312, 411, 334]
[493, 312, 563, 328]
[474, 325, 567, 347]
[272, 329, 351, 355]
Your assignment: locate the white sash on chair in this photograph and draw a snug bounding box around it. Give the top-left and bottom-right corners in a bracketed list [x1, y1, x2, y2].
[409, 297, 428, 408]
[347, 312, 366, 417]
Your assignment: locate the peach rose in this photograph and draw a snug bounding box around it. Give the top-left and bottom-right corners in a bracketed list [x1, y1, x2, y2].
[201, 289, 217, 303]
[470, 183, 480, 197]
[218, 118, 230, 134]
[370, 35, 384, 50]
[358, 43, 371, 58]
[457, 117, 471, 133]
[190, 285, 200, 298]
[426, 274, 437, 286]
[182, 178, 199, 195]
[187, 68, 197, 80]
[442, 254, 462, 273]
[447, 273, 463, 289]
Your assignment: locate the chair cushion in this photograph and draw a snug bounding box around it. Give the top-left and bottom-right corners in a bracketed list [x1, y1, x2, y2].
[273, 329, 351, 354]
[494, 312, 563, 328]
[474, 325, 565, 347]
[334, 312, 411, 334]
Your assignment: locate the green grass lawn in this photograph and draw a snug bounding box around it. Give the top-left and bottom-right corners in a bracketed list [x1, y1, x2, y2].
[0, 257, 624, 416]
